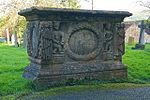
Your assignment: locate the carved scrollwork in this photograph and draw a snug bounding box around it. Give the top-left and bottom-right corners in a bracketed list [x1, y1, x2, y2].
[116, 23, 125, 56]
[113, 23, 125, 62]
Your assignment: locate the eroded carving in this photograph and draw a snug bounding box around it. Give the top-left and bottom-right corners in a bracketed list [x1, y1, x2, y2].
[103, 23, 113, 52]
[69, 29, 97, 55]
[52, 21, 64, 54]
[67, 24, 102, 61]
[26, 22, 34, 57]
[116, 23, 125, 56]
[114, 23, 125, 61]
[26, 21, 39, 58]
[38, 21, 53, 60]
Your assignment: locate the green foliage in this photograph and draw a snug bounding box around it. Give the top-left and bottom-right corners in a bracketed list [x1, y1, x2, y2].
[14, 16, 26, 37]
[144, 18, 150, 28]
[0, 16, 10, 36]
[59, 0, 80, 8]
[0, 16, 9, 28]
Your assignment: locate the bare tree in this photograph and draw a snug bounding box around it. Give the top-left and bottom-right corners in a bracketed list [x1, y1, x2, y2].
[84, 0, 94, 10]
[137, 0, 150, 12]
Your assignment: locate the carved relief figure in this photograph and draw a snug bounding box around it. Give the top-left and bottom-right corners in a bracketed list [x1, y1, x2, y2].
[34, 21, 64, 61]
[38, 21, 53, 60]
[103, 23, 113, 52]
[52, 21, 64, 54]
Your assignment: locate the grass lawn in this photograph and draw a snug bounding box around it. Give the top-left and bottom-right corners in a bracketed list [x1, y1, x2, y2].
[0, 43, 32, 98]
[0, 43, 150, 99]
[123, 44, 150, 82]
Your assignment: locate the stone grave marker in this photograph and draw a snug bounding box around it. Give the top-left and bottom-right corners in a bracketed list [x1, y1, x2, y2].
[19, 7, 132, 86]
[0, 37, 6, 42]
[128, 36, 134, 45]
[134, 20, 146, 49]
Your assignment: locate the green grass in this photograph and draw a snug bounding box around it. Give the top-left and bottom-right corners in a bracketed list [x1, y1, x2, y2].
[0, 43, 32, 97]
[0, 43, 150, 99]
[123, 43, 150, 83]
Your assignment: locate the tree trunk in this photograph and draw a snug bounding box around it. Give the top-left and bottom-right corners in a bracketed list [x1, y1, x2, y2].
[11, 34, 15, 45]
[23, 29, 27, 48]
[14, 33, 19, 47]
[6, 28, 10, 44]
[13, 29, 19, 47]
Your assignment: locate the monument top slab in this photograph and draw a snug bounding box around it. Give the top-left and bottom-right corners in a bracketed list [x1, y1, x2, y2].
[19, 7, 132, 18]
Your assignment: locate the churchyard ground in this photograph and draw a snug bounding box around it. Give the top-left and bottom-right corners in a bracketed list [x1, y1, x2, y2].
[0, 43, 150, 99]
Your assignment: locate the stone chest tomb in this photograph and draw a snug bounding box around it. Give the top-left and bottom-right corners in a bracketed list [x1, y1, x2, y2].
[19, 7, 132, 85]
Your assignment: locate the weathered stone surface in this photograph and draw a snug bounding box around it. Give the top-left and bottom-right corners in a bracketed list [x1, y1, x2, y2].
[19, 7, 132, 85]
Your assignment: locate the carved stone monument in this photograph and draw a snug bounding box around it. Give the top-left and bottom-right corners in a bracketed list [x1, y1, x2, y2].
[19, 7, 132, 85]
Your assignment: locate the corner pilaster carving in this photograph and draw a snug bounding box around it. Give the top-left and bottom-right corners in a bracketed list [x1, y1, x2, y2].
[114, 23, 125, 61]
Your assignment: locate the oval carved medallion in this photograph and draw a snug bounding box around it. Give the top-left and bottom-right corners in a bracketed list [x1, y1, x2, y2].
[67, 25, 102, 61]
[69, 29, 97, 55]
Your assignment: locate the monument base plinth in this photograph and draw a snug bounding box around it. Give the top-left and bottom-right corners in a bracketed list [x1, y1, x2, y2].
[23, 61, 127, 86]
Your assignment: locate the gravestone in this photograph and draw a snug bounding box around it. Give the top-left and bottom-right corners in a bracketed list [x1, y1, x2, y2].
[146, 36, 150, 43]
[19, 7, 132, 85]
[134, 20, 146, 49]
[0, 37, 6, 42]
[128, 37, 134, 45]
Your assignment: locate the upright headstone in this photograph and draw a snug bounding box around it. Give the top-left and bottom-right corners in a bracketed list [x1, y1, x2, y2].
[128, 36, 134, 45]
[146, 36, 150, 43]
[134, 20, 146, 49]
[0, 37, 6, 42]
[19, 7, 132, 86]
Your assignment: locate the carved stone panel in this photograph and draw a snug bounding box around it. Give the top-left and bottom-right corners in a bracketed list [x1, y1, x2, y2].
[67, 24, 102, 61]
[26, 21, 40, 58]
[114, 23, 125, 61]
[52, 21, 64, 54]
[38, 21, 53, 60]
[104, 31, 113, 52]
